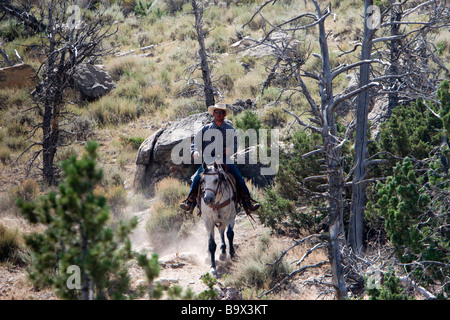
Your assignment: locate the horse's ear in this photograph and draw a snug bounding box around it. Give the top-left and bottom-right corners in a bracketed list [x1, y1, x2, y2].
[202, 161, 207, 170]
[213, 161, 219, 170]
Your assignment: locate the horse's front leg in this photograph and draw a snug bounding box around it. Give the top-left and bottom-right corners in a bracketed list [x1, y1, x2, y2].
[219, 225, 227, 261]
[208, 231, 217, 275]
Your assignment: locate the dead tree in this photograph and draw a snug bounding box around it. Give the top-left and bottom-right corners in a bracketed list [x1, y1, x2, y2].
[0, 43, 13, 66]
[372, 0, 449, 107]
[19, 0, 118, 185]
[0, 0, 46, 33]
[177, 0, 222, 108]
[348, 0, 376, 256]
[243, 0, 387, 299]
[348, 0, 450, 255]
[191, 0, 215, 107]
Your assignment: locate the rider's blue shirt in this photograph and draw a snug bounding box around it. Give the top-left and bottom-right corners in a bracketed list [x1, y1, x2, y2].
[191, 120, 238, 164]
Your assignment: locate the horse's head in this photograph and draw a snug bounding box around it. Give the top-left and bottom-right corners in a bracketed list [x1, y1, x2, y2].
[200, 161, 223, 206]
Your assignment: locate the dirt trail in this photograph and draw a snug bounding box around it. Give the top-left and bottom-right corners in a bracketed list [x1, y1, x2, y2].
[129, 206, 266, 296]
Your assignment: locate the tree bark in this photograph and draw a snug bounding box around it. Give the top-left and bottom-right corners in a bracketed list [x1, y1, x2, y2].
[192, 0, 215, 108]
[314, 1, 347, 300]
[348, 0, 375, 255]
[387, 0, 401, 117]
[25, 0, 118, 185]
[0, 45, 13, 66]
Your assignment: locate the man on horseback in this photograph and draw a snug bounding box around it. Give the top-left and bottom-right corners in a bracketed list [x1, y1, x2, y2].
[180, 103, 260, 214]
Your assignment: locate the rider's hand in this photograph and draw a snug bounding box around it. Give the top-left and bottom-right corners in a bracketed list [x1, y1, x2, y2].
[193, 151, 200, 160]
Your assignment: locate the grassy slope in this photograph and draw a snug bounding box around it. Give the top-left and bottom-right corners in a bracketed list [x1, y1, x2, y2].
[1, 0, 449, 210]
[0, 0, 448, 300]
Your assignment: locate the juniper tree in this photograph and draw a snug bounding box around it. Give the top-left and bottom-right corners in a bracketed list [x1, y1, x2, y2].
[367, 81, 450, 294]
[14, 0, 119, 185]
[17, 141, 137, 300]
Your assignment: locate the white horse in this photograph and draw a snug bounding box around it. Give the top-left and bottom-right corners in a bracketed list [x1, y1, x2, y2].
[199, 161, 237, 276]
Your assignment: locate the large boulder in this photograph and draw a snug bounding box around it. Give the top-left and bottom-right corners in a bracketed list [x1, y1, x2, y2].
[134, 112, 213, 191]
[134, 110, 274, 193]
[72, 63, 115, 100]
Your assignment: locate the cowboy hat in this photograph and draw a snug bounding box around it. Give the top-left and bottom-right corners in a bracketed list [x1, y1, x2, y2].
[208, 103, 232, 117]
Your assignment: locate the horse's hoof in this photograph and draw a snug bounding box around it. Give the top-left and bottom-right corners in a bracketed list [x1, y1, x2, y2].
[219, 252, 227, 261]
[209, 268, 217, 276]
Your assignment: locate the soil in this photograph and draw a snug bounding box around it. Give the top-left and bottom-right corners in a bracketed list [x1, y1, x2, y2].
[0, 131, 331, 300]
[0, 199, 331, 300]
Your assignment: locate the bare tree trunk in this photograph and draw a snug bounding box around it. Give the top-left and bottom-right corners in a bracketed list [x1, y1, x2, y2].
[0, 45, 13, 66]
[349, 0, 375, 255]
[22, 0, 118, 185]
[41, 3, 59, 186]
[192, 0, 215, 107]
[314, 1, 347, 300]
[387, 0, 401, 117]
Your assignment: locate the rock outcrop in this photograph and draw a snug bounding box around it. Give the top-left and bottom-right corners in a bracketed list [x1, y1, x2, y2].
[134, 104, 274, 192]
[0, 64, 38, 89]
[72, 63, 115, 100]
[134, 112, 213, 191]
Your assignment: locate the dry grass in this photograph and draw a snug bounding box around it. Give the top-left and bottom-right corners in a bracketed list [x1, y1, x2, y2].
[146, 177, 195, 252]
[0, 0, 447, 300]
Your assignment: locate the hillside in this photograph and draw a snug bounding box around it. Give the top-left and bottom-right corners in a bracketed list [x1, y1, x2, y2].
[0, 0, 449, 300]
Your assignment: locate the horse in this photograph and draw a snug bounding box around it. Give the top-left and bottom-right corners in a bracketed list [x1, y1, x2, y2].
[199, 160, 237, 276]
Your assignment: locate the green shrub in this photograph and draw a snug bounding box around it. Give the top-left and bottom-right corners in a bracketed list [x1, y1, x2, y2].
[4, 136, 27, 151]
[120, 135, 145, 150]
[258, 131, 326, 235]
[366, 270, 414, 300]
[276, 131, 323, 201]
[373, 158, 430, 261]
[16, 141, 138, 300]
[12, 179, 40, 202]
[258, 188, 298, 235]
[225, 234, 291, 294]
[261, 106, 287, 128]
[106, 185, 128, 217]
[163, 0, 188, 15]
[378, 99, 443, 161]
[0, 223, 24, 265]
[155, 177, 190, 206]
[235, 110, 261, 132]
[90, 96, 138, 126]
[0, 146, 11, 165]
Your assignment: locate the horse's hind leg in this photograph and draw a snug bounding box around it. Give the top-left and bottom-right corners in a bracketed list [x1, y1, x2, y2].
[219, 226, 227, 261]
[227, 223, 235, 258]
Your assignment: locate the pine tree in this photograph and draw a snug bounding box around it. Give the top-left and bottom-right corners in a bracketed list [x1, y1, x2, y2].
[374, 158, 430, 262]
[17, 141, 137, 300]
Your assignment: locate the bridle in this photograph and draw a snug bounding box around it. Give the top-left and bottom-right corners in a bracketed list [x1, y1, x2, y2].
[201, 171, 222, 197]
[200, 170, 234, 212]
